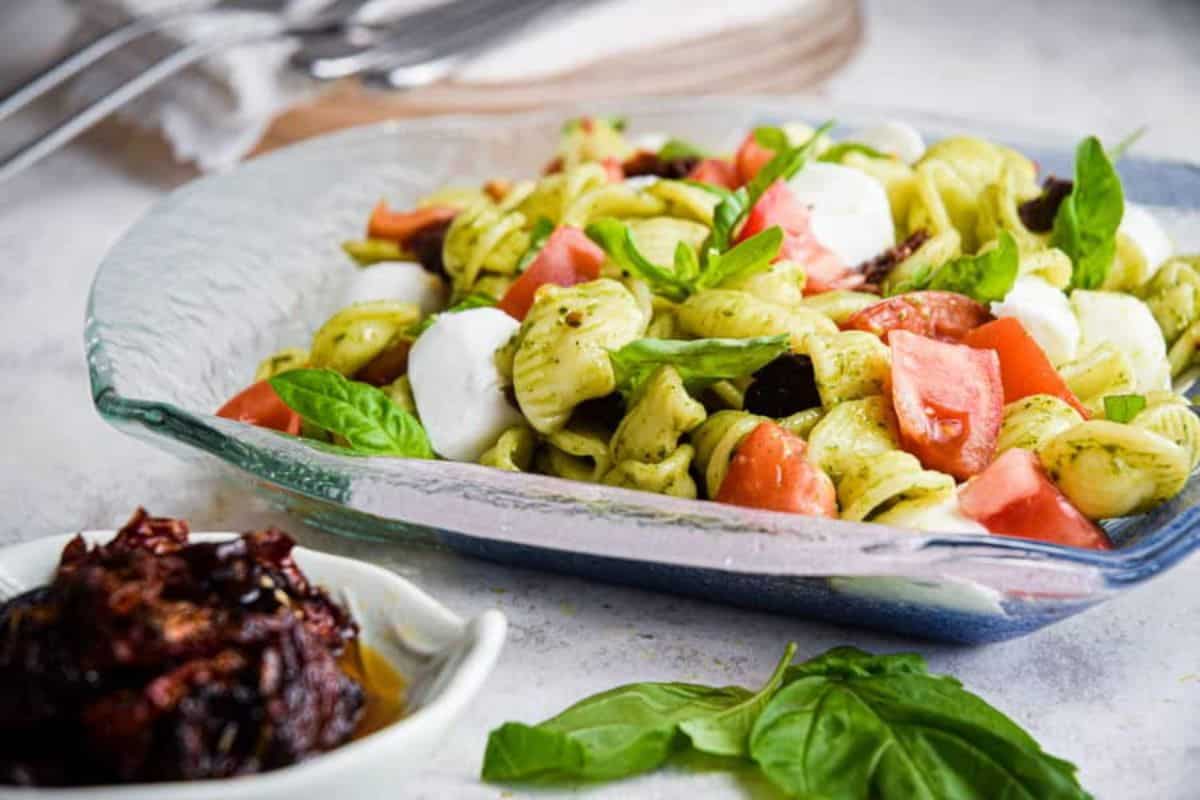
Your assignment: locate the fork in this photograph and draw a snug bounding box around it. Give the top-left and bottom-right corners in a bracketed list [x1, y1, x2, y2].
[0, 0, 372, 185]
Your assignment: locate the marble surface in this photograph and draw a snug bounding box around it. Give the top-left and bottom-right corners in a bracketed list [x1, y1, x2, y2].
[2, 1, 1199, 797]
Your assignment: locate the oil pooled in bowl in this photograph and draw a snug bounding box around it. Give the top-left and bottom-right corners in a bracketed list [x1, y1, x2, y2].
[341, 641, 407, 739]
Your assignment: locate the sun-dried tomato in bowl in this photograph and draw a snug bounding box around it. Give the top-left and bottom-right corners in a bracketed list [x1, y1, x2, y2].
[0, 509, 378, 787]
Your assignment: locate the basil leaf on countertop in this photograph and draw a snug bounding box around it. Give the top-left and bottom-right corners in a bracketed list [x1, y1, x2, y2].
[678, 643, 796, 757]
[1104, 393, 1147, 423]
[695, 226, 784, 290]
[585, 218, 694, 302]
[1052, 136, 1125, 290]
[269, 369, 433, 458]
[610, 334, 791, 397]
[750, 648, 1090, 800]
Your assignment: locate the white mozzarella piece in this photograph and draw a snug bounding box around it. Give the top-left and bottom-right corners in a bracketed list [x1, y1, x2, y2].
[408, 308, 523, 462]
[786, 162, 895, 266]
[990, 275, 1081, 366]
[631, 132, 669, 152]
[1119, 203, 1173, 276]
[622, 175, 660, 192]
[1070, 289, 1172, 392]
[341, 261, 447, 316]
[855, 121, 926, 164]
[881, 492, 989, 535]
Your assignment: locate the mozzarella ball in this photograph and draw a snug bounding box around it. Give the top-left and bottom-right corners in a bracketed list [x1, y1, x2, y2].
[991, 275, 1080, 366]
[1119, 203, 1173, 276]
[855, 121, 926, 164]
[408, 308, 523, 461]
[341, 261, 446, 316]
[787, 162, 895, 266]
[1071, 289, 1172, 392]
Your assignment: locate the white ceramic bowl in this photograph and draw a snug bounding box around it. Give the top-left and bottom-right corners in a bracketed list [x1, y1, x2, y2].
[0, 532, 507, 800]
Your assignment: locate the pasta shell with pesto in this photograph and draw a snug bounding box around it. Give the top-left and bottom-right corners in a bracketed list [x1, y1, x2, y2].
[479, 426, 537, 472]
[836, 450, 956, 522]
[603, 444, 698, 499]
[1058, 343, 1138, 414]
[610, 366, 707, 465]
[512, 279, 646, 434]
[309, 301, 419, 377]
[676, 290, 837, 352]
[690, 410, 765, 499]
[1041, 420, 1191, 519]
[646, 180, 722, 225]
[996, 395, 1083, 456]
[1130, 394, 1200, 470]
[799, 291, 880, 325]
[561, 183, 665, 228]
[254, 347, 309, 381]
[723, 261, 808, 308]
[807, 396, 900, 482]
[624, 217, 710, 271]
[806, 331, 891, 408]
[537, 423, 614, 482]
[441, 202, 530, 294]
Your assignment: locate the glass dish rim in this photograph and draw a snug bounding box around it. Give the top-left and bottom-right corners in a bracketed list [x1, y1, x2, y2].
[86, 94, 1200, 586]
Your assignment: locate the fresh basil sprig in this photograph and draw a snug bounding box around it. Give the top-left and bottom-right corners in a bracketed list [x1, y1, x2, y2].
[1104, 393, 1146, 423]
[1052, 136, 1125, 290]
[890, 230, 1019, 303]
[585, 219, 784, 301]
[269, 369, 433, 458]
[610, 334, 791, 397]
[410, 292, 496, 336]
[481, 645, 796, 782]
[818, 141, 888, 163]
[516, 217, 555, 271]
[482, 645, 1091, 800]
[1106, 126, 1146, 163]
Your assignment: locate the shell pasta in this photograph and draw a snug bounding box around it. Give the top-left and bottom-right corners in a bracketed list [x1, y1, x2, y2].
[218, 115, 1199, 550]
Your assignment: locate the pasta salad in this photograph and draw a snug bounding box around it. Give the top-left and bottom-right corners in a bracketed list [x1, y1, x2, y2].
[217, 116, 1200, 550]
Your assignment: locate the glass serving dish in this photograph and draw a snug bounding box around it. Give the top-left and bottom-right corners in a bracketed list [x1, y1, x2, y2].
[87, 98, 1200, 643]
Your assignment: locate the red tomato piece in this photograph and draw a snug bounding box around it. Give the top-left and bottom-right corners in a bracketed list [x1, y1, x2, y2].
[959, 449, 1111, 550]
[687, 158, 740, 190]
[734, 131, 777, 184]
[496, 226, 605, 320]
[736, 180, 861, 294]
[715, 421, 837, 517]
[600, 156, 625, 182]
[216, 380, 301, 436]
[962, 317, 1091, 418]
[367, 202, 457, 245]
[889, 330, 1003, 480]
[843, 291, 992, 343]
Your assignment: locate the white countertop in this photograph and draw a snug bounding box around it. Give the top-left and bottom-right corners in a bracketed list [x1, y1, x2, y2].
[2, 1, 1199, 797]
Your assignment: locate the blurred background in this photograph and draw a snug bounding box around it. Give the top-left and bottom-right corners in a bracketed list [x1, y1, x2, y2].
[2, 0, 1198, 186]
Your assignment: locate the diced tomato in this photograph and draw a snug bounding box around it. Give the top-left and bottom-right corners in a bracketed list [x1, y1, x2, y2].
[736, 180, 861, 294]
[889, 330, 1003, 480]
[959, 449, 1111, 550]
[687, 158, 740, 190]
[496, 226, 605, 320]
[843, 291, 992, 343]
[216, 380, 301, 435]
[734, 131, 776, 184]
[715, 421, 837, 517]
[962, 317, 1091, 418]
[367, 202, 458, 245]
[600, 156, 625, 182]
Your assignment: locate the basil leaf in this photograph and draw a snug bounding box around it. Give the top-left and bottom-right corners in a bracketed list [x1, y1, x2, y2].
[818, 141, 888, 163]
[673, 240, 701, 282]
[750, 650, 1090, 800]
[887, 262, 935, 296]
[585, 218, 694, 301]
[922, 230, 1020, 303]
[710, 187, 750, 253]
[269, 369, 433, 458]
[753, 125, 790, 152]
[659, 138, 709, 161]
[611, 334, 790, 397]
[783, 646, 928, 682]
[516, 217, 555, 271]
[743, 119, 835, 207]
[410, 292, 496, 336]
[696, 226, 784, 289]
[481, 682, 753, 782]
[1052, 136, 1125, 290]
[679, 643, 795, 757]
[1104, 393, 1146, 423]
[1106, 126, 1146, 162]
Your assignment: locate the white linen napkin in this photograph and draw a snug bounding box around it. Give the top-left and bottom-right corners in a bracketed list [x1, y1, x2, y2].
[66, 0, 814, 171]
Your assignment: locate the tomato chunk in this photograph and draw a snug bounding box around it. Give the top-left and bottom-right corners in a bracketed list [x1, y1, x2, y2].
[959, 449, 1111, 549]
[496, 226, 605, 320]
[715, 421, 837, 517]
[736, 180, 862, 294]
[889, 330, 1003, 480]
[962, 317, 1091, 418]
[843, 291, 992, 343]
[687, 158, 740, 190]
[217, 380, 301, 435]
[734, 131, 776, 184]
[367, 202, 457, 245]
